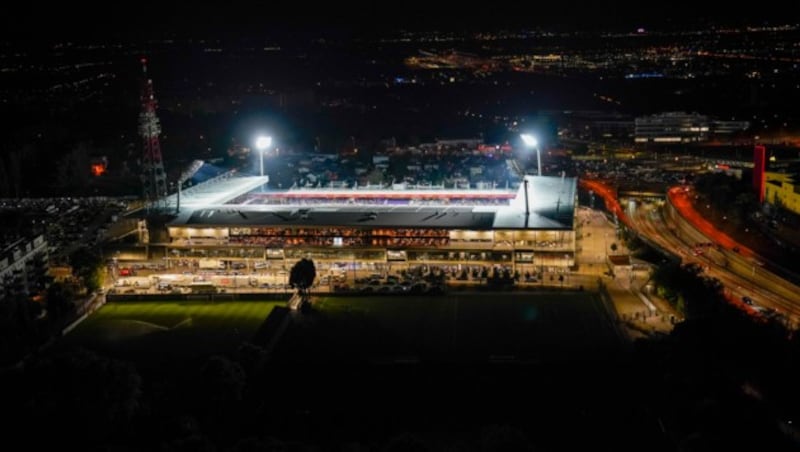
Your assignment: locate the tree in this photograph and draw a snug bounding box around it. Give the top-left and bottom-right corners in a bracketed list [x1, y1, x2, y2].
[228, 437, 288, 452]
[45, 282, 76, 323]
[734, 192, 757, 223]
[289, 258, 316, 299]
[0, 294, 42, 364]
[161, 434, 216, 452]
[480, 424, 533, 452]
[25, 348, 142, 439]
[200, 355, 246, 405]
[651, 262, 728, 319]
[365, 167, 385, 185]
[620, 227, 643, 253]
[235, 342, 267, 379]
[55, 142, 92, 192]
[7, 148, 23, 197]
[70, 247, 104, 293]
[384, 432, 431, 452]
[0, 154, 10, 197]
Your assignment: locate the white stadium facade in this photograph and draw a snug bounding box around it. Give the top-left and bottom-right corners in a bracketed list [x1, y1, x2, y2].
[161, 173, 578, 275]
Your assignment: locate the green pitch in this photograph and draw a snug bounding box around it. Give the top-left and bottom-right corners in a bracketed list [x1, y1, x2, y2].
[63, 300, 281, 368]
[276, 292, 620, 363]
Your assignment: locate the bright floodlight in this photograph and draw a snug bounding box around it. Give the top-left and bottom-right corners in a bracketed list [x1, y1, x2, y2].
[520, 133, 541, 176]
[520, 134, 538, 147]
[256, 135, 272, 151]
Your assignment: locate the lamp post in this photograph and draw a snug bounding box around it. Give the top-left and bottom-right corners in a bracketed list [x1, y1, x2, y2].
[255, 135, 272, 177]
[520, 133, 541, 176]
[522, 177, 530, 217]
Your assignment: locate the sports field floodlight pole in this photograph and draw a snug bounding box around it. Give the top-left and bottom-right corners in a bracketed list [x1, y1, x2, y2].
[520, 133, 541, 176]
[255, 135, 272, 177]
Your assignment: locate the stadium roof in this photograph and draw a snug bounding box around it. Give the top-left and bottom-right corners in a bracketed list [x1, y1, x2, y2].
[169, 175, 576, 230]
[164, 174, 269, 210]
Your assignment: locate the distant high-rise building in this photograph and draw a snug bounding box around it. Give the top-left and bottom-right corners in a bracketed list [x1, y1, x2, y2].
[711, 120, 751, 136]
[559, 111, 634, 141]
[634, 112, 749, 144]
[635, 112, 709, 144]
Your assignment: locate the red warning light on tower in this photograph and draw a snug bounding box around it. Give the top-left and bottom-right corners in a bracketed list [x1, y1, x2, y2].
[90, 156, 108, 177]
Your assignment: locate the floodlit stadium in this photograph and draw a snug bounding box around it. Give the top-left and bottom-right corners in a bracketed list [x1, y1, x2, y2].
[163, 172, 577, 274]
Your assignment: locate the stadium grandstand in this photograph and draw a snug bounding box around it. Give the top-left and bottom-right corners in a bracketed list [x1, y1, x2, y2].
[161, 174, 577, 274]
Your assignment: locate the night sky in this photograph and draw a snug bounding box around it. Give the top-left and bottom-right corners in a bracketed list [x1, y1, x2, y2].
[5, 1, 799, 40]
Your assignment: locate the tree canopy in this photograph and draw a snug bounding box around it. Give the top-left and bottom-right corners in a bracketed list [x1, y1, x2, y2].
[70, 246, 104, 293]
[289, 258, 316, 297]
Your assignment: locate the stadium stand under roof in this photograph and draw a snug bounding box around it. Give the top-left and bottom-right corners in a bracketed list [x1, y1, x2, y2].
[169, 175, 576, 231]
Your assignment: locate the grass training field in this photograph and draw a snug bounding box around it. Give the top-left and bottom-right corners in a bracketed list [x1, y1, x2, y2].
[63, 292, 620, 369]
[62, 300, 282, 368]
[276, 291, 621, 363]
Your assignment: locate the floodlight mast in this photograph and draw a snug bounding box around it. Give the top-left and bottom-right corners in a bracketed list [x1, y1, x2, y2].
[255, 135, 272, 177]
[519, 134, 542, 223]
[520, 133, 541, 176]
[523, 177, 530, 217]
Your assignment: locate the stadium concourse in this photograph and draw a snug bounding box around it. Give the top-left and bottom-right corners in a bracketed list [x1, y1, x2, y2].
[155, 173, 577, 278]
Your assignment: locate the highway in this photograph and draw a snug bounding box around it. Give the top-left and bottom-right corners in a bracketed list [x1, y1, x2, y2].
[627, 200, 800, 327]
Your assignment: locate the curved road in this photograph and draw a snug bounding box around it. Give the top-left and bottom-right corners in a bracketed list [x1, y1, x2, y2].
[628, 200, 800, 327]
[582, 178, 800, 327]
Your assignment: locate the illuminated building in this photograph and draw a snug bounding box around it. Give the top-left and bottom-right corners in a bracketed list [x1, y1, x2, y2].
[634, 112, 748, 144]
[764, 172, 800, 215]
[635, 112, 710, 143]
[161, 175, 578, 273]
[0, 235, 48, 301]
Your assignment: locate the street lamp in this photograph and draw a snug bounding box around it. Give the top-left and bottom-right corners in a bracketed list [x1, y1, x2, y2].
[522, 176, 530, 219]
[255, 135, 272, 177]
[520, 133, 541, 176]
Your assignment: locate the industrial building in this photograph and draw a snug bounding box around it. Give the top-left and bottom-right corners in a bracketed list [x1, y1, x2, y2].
[634, 112, 749, 144]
